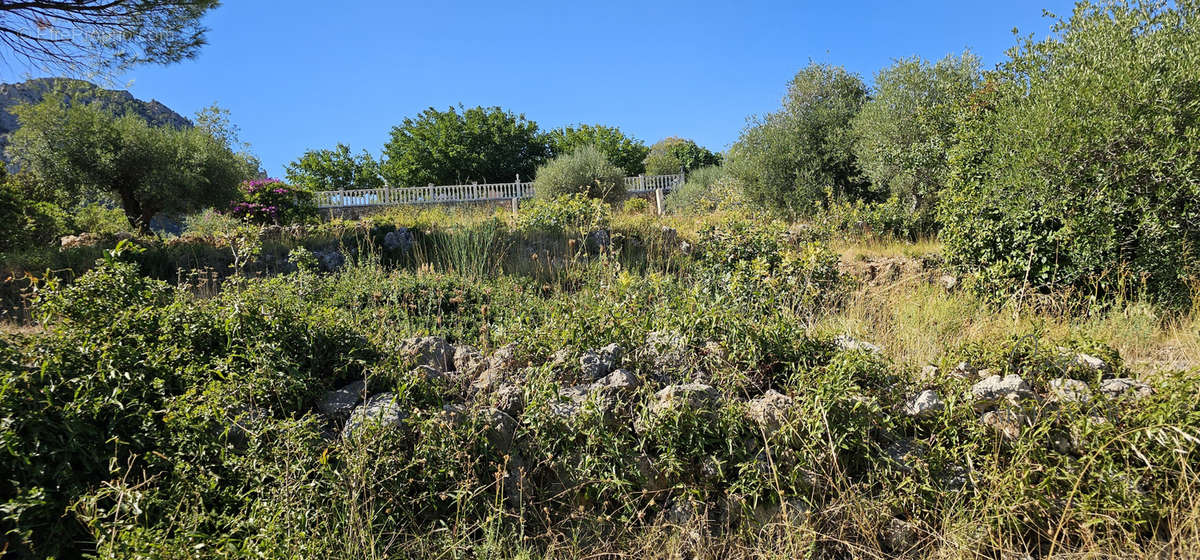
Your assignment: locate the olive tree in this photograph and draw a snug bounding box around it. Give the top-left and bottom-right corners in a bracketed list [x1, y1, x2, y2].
[727, 62, 869, 219]
[850, 52, 981, 225]
[532, 145, 626, 203]
[7, 94, 249, 231]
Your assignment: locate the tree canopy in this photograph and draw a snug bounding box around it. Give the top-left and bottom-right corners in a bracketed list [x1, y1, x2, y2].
[727, 62, 869, 219]
[7, 93, 250, 231]
[940, 0, 1200, 304]
[850, 52, 981, 219]
[643, 137, 721, 176]
[0, 0, 219, 76]
[285, 143, 384, 192]
[547, 124, 648, 175]
[381, 105, 550, 187]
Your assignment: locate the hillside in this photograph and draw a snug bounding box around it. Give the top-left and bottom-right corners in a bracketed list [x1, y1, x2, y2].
[0, 77, 191, 156]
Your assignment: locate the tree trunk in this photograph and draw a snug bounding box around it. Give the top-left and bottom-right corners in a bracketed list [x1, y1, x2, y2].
[115, 189, 151, 234]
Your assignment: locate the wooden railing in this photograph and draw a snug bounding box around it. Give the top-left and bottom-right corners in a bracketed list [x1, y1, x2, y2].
[314, 174, 684, 209]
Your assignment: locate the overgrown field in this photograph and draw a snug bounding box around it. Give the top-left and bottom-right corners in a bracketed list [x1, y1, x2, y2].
[2, 204, 1197, 559]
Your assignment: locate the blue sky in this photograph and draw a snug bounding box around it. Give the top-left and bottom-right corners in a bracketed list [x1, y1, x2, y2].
[92, 0, 1079, 178]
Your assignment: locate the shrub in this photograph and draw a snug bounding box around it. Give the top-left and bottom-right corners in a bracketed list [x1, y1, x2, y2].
[664, 165, 742, 215]
[694, 216, 844, 315]
[818, 195, 934, 241]
[547, 124, 649, 175]
[0, 182, 72, 252]
[643, 137, 722, 175]
[73, 202, 132, 236]
[184, 207, 245, 237]
[516, 193, 610, 235]
[532, 146, 626, 203]
[940, 1, 1200, 305]
[229, 178, 318, 225]
[727, 63, 870, 219]
[622, 197, 651, 214]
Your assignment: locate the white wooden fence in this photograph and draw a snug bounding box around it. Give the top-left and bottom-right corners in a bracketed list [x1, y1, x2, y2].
[314, 173, 684, 209]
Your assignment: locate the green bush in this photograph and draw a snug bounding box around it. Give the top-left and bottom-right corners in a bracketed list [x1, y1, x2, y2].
[818, 195, 933, 241]
[694, 217, 844, 315]
[727, 63, 870, 219]
[516, 193, 610, 236]
[642, 137, 722, 175]
[183, 207, 246, 237]
[664, 165, 742, 215]
[0, 182, 73, 252]
[940, 1, 1200, 305]
[532, 145, 627, 203]
[547, 124, 650, 175]
[622, 197, 651, 214]
[73, 202, 132, 235]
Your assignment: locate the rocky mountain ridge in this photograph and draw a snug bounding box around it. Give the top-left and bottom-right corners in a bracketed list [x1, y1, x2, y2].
[0, 77, 192, 155]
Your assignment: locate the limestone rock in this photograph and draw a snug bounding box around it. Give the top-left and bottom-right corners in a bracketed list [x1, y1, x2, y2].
[745, 390, 794, 433]
[343, 393, 407, 439]
[904, 389, 944, 417]
[397, 336, 454, 372]
[383, 228, 414, 253]
[493, 383, 525, 417]
[580, 343, 622, 381]
[834, 334, 882, 354]
[1048, 378, 1092, 404]
[317, 380, 366, 419]
[454, 345, 488, 379]
[981, 409, 1031, 441]
[1098, 377, 1153, 400]
[971, 374, 1035, 411]
[648, 383, 719, 417]
[314, 248, 345, 272]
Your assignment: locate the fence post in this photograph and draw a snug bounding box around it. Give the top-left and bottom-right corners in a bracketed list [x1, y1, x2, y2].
[655, 188, 664, 216]
[511, 197, 519, 218]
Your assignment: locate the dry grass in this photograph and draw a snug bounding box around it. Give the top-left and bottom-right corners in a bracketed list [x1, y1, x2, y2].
[818, 239, 1199, 376]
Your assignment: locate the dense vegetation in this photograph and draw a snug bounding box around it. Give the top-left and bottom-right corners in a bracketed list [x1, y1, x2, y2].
[1, 1, 1199, 558]
[940, 0, 1200, 305]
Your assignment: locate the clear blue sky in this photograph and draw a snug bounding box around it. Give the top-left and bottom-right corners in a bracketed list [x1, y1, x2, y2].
[98, 0, 1075, 178]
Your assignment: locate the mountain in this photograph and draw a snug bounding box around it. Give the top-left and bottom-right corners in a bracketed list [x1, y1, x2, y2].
[0, 77, 192, 156]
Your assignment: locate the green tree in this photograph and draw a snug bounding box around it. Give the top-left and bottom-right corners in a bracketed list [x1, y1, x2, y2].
[0, 1, 219, 76]
[850, 52, 981, 221]
[643, 137, 721, 175]
[194, 103, 264, 179]
[727, 62, 869, 219]
[547, 124, 649, 175]
[381, 105, 550, 187]
[7, 94, 249, 232]
[285, 143, 384, 191]
[940, 0, 1200, 305]
[532, 145, 627, 203]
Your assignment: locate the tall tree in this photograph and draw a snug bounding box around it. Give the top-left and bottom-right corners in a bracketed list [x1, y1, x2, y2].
[0, 1, 219, 76]
[285, 144, 384, 192]
[850, 52, 981, 216]
[7, 94, 248, 231]
[546, 124, 649, 175]
[381, 105, 550, 187]
[727, 62, 869, 219]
